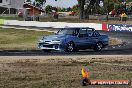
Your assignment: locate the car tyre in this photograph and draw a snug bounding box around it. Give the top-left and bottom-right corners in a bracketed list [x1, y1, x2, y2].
[65, 42, 75, 52]
[94, 42, 103, 52]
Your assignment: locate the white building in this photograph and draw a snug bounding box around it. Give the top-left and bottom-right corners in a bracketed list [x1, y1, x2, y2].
[0, 0, 25, 14]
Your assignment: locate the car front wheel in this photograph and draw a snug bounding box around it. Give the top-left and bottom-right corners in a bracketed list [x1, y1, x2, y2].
[65, 42, 75, 52]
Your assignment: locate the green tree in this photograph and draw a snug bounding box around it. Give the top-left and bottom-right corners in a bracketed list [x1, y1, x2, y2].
[77, 0, 85, 19]
[35, 0, 46, 7]
[72, 4, 79, 12]
[61, 8, 66, 12]
[78, 0, 97, 19]
[104, 0, 114, 13]
[26, 0, 31, 2]
[57, 7, 62, 12]
[67, 7, 72, 12]
[45, 5, 52, 14]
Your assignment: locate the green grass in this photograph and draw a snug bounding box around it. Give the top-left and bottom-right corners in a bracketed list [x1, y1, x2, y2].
[0, 28, 53, 50]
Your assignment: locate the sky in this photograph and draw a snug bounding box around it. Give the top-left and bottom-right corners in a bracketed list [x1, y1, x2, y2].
[31, 0, 78, 8]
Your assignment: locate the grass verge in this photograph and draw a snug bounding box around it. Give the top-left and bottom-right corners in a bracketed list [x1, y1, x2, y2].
[0, 28, 53, 50]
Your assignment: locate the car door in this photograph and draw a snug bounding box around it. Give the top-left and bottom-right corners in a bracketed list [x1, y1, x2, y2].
[90, 31, 100, 45]
[76, 28, 90, 49]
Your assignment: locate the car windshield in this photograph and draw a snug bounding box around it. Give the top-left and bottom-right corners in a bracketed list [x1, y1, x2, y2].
[57, 28, 76, 35]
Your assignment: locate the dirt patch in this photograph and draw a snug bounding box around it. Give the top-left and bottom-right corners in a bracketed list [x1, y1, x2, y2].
[0, 56, 132, 88]
[109, 37, 122, 45]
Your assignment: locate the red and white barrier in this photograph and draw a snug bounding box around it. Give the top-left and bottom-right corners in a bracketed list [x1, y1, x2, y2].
[102, 22, 132, 32]
[3, 20, 132, 32]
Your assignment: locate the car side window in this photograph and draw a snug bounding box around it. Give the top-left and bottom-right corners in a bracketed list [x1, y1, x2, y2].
[87, 32, 93, 37]
[72, 28, 79, 36]
[87, 30, 94, 37]
[92, 31, 100, 37]
[79, 29, 88, 37]
[66, 29, 74, 35]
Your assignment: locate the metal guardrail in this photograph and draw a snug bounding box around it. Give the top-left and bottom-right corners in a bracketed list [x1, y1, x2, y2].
[0, 14, 132, 21]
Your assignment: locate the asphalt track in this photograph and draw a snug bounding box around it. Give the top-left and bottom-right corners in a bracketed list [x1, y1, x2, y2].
[0, 31, 132, 56]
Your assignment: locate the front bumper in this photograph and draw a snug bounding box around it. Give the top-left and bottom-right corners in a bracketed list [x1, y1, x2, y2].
[38, 42, 66, 51]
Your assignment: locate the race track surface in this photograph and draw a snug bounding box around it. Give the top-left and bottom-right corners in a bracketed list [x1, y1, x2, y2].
[0, 31, 132, 56]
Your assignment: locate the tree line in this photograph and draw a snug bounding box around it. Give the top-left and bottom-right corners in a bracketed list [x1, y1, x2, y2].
[26, 0, 132, 19]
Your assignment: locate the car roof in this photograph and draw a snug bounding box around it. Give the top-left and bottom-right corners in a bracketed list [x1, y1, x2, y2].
[63, 27, 94, 29]
[62, 27, 95, 31]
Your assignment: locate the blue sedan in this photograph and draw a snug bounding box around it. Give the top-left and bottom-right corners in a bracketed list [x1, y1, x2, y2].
[38, 27, 108, 52]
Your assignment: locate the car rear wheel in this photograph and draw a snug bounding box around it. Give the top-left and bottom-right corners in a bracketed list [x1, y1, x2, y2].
[65, 42, 75, 52]
[93, 42, 103, 52]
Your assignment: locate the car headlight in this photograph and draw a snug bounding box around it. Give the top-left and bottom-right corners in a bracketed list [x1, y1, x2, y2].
[39, 39, 44, 42]
[52, 40, 61, 43]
